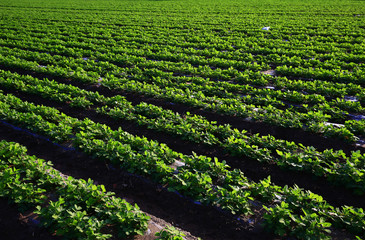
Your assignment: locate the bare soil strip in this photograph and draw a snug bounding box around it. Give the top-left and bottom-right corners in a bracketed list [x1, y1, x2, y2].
[0, 198, 62, 240]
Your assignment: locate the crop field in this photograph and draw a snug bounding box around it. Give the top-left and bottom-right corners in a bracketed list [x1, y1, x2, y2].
[0, 0, 365, 239]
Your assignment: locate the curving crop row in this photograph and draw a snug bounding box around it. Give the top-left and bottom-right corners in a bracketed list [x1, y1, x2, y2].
[0, 91, 364, 239]
[0, 140, 150, 239]
[1, 32, 364, 104]
[0, 52, 364, 144]
[1, 69, 364, 194]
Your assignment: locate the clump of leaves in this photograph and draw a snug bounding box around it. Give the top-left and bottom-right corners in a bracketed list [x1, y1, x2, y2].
[155, 226, 186, 240]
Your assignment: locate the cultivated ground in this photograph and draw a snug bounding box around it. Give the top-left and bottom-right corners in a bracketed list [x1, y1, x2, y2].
[0, 0, 364, 239]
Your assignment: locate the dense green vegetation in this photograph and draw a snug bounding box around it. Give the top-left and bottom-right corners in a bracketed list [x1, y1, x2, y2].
[0, 0, 364, 239]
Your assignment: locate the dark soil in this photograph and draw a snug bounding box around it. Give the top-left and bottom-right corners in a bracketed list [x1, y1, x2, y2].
[0, 198, 61, 240]
[1, 66, 363, 155]
[0, 121, 275, 240]
[0, 67, 365, 239]
[0, 85, 364, 210]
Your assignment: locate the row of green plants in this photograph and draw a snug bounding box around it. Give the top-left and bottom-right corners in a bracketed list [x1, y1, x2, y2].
[1, 18, 363, 75]
[101, 102, 365, 194]
[0, 26, 363, 91]
[2, 17, 364, 64]
[0, 29, 270, 72]
[0, 39, 362, 112]
[1, 69, 365, 195]
[276, 65, 365, 85]
[2, 1, 365, 240]
[0, 139, 186, 240]
[0, 91, 364, 239]
[0, 140, 149, 239]
[0, 51, 364, 144]
[1, 32, 364, 115]
[1, 34, 364, 105]
[0, 69, 105, 108]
